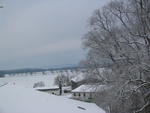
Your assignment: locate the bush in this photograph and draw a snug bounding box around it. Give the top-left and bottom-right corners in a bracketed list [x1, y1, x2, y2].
[33, 81, 45, 88]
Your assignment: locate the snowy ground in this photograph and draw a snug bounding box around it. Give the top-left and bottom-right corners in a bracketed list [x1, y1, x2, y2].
[0, 73, 105, 113]
[0, 72, 58, 88]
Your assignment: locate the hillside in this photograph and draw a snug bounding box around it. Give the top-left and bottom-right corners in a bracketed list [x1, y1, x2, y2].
[0, 80, 105, 113]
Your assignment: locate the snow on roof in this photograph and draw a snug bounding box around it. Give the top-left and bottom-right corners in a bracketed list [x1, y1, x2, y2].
[35, 86, 72, 91]
[71, 73, 85, 82]
[35, 86, 59, 90]
[72, 84, 108, 93]
[0, 84, 105, 113]
[62, 86, 72, 90]
[71, 68, 107, 83]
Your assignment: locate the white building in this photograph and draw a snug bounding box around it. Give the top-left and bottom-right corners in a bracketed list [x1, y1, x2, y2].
[35, 86, 60, 95]
[71, 84, 109, 102]
[35, 86, 72, 95]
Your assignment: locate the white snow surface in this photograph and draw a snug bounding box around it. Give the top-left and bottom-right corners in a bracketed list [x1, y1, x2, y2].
[71, 73, 85, 82]
[0, 74, 106, 113]
[35, 85, 59, 90]
[0, 84, 105, 113]
[0, 73, 58, 88]
[71, 68, 106, 83]
[72, 84, 108, 93]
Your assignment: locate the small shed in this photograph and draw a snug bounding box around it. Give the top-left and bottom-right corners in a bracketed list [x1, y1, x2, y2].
[62, 86, 72, 94]
[71, 84, 108, 102]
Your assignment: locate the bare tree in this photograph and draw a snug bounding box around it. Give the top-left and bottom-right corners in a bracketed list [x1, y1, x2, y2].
[54, 74, 71, 87]
[82, 0, 150, 113]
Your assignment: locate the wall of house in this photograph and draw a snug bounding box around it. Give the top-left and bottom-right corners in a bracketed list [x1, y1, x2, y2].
[62, 90, 71, 94]
[40, 89, 60, 95]
[38, 88, 72, 95]
[72, 92, 95, 102]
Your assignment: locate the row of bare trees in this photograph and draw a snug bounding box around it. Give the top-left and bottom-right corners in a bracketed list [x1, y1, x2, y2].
[82, 0, 150, 113]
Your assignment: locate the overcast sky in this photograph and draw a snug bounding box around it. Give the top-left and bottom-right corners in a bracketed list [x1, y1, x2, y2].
[0, 0, 110, 70]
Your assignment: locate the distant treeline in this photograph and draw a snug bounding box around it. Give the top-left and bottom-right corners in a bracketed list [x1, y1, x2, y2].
[0, 66, 82, 77]
[0, 61, 112, 77]
[0, 68, 46, 77]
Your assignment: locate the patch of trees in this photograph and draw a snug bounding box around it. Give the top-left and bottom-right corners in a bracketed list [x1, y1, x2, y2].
[54, 74, 72, 87]
[82, 0, 150, 113]
[33, 81, 45, 88]
[0, 68, 48, 76]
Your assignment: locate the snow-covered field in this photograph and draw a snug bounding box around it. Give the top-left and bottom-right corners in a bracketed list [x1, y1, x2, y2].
[0, 72, 58, 88]
[0, 72, 105, 113]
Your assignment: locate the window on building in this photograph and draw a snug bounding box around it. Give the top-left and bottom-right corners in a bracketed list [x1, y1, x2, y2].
[79, 93, 80, 97]
[74, 93, 76, 96]
[83, 93, 86, 97]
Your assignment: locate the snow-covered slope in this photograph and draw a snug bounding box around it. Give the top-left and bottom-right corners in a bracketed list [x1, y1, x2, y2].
[0, 71, 78, 89]
[0, 73, 58, 88]
[0, 84, 105, 113]
[0, 72, 106, 113]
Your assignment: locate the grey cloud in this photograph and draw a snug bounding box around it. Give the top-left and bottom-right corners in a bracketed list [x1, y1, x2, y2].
[0, 0, 110, 69]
